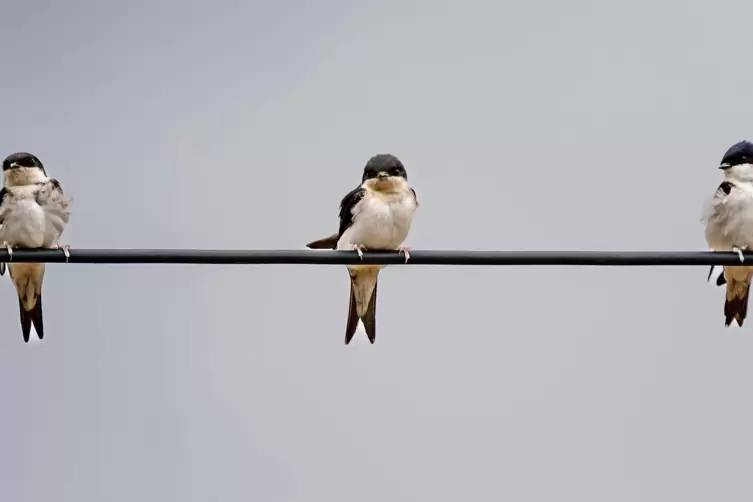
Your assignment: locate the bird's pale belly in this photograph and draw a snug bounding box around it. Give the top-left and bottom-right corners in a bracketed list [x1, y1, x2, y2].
[354, 208, 411, 249]
[5, 201, 47, 248]
[704, 193, 753, 250]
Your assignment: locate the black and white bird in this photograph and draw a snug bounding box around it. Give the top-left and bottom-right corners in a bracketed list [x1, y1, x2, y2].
[703, 140, 753, 327]
[306, 154, 418, 344]
[0, 152, 71, 342]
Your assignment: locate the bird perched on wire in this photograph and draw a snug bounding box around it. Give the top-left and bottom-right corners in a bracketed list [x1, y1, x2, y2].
[703, 140, 753, 327]
[0, 152, 72, 342]
[306, 154, 418, 345]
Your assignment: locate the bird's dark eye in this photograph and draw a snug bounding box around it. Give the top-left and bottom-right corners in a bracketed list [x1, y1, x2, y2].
[391, 167, 402, 176]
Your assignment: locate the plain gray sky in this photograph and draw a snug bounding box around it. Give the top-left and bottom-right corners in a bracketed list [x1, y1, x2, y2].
[2, 0, 753, 500]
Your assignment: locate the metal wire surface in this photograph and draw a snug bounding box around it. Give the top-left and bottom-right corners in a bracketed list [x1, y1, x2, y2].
[0, 249, 747, 266]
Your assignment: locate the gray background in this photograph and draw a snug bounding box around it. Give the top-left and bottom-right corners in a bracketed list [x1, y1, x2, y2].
[1, 0, 751, 500]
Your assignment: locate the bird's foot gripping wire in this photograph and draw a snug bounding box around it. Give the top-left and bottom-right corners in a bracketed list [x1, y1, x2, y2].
[733, 246, 747, 263]
[352, 244, 367, 260]
[396, 245, 411, 263]
[53, 243, 71, 262]
[2, 241, 13, 262]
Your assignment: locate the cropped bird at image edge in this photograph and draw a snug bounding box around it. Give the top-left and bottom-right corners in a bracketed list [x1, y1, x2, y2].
[0, 152, 72, 342]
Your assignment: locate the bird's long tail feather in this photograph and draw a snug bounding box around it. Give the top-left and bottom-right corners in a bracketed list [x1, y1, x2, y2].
[19, 293, 43, 343]
[345, 277, 378, 345]
[10, 263, 45, 342]
[725, 277, 751, 327]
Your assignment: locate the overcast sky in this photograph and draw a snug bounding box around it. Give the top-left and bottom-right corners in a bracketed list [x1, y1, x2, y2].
[2, 0, 753, 500]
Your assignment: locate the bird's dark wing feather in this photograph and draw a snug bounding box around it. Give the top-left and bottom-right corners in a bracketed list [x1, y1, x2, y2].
[0, 187, 8, 276]
[361, 280, 377, 344]
[48, 178, 64, 193]
[306, 234, 339, 249]
[0, 187, 8, 225]
[715, 181, 734, 199]
[337, 187, 366, 240]
[707, 265, 727, 286]
[305, 186, 366, 249]
[717, 271, 727, 286]
[344, 278, 360, 345]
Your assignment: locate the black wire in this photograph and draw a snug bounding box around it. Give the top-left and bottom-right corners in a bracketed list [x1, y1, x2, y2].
[0, 249, 748, 266]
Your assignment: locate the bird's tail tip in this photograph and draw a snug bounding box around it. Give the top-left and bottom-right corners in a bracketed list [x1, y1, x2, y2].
[344, 279, 378, 345]
[306, 233, 339, 250]
[725, 280, 750, 327]
[19, 295, 43, 343]
[344, 320, 377, 345]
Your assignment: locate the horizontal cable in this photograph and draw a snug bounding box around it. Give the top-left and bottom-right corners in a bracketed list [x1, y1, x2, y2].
[0, 249, 748, 266]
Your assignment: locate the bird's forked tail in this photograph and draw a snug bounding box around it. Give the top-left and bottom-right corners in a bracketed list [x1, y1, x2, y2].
[725, 275, 751, 327]
[9, 263, 45, 342]
[345, 269, 379, 345]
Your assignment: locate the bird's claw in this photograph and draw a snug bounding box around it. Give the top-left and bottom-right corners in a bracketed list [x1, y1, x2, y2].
[54, 243, 71, 262]
[397, 246, 411, 263]
[353, 245, 366, 260]
[2, 241, 13, 262]
[733, 246, 747, 263]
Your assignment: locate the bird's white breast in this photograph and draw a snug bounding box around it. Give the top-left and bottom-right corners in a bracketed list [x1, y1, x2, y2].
[1, 198, 47, 248]
[704, 180, 753, 250]
[0, 180, 70, 249]
[338, 189, 417, 251]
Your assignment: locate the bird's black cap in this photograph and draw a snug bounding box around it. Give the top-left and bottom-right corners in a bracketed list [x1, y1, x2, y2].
[719, 141, 753, 169]
[362, 153, 407, 182]
[2, 152, 45, 173]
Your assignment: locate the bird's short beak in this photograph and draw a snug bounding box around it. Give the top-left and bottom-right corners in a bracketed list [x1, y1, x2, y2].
[719, 163, 731, 170]
[377, 171, 389, 179]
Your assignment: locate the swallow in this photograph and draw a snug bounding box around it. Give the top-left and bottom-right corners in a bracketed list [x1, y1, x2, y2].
[703, 140, 753, 326]
[307, 154, 419, 344]
[0, 152, 72, 342]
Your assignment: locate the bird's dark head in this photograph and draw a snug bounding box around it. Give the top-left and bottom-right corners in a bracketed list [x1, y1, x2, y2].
[718, 141, 753, 184]
[2, 152, 47, 186]
[361, 154, 408, 192]
[720, 141, 753, 169]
